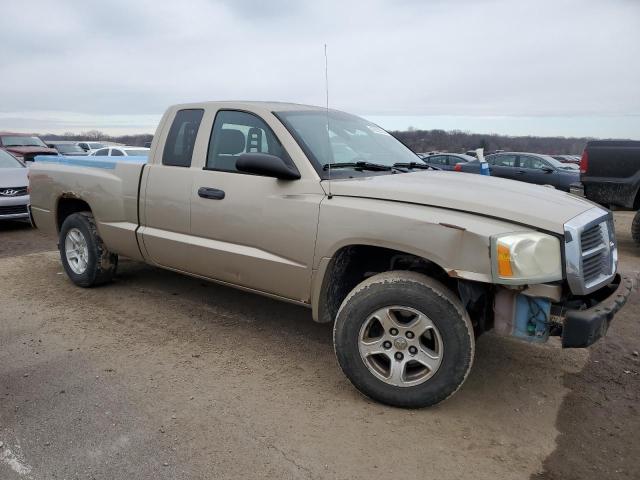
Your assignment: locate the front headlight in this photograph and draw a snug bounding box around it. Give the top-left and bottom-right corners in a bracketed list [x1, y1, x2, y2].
[491, 232, 562, 284]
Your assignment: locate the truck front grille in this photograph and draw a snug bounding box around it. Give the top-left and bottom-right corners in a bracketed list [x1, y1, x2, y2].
[564, 209, 617, 295]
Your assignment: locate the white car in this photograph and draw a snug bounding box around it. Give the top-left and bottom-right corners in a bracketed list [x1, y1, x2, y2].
[91, 147, 150, 157]
[76, 141, 106, 154]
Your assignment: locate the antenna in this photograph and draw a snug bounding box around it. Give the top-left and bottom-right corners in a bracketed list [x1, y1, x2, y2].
[324, 43, 332, 199]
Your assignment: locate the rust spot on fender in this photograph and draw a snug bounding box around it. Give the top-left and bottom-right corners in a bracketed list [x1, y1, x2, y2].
[447, 269, 461, 278]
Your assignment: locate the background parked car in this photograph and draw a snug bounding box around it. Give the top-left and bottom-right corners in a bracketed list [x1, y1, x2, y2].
[47, 141, 89, 156]
[76, 141, 107, 154]
[0, 132, 58, 163]
[552, 154, 580, 165]
[421, 153, 475, 171]
[0, 149, 30, 221]
[91, 146, 150, 157]
[455, 152, 580, 191]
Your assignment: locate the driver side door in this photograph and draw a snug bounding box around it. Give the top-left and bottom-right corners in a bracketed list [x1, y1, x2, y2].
[188, 109, 325, 302]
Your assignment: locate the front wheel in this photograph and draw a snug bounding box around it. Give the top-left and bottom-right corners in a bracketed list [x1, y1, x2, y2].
[333, 271, 474, 408]
[59, 212, 118, 287]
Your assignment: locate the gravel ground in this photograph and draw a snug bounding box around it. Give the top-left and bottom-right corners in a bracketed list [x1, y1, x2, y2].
[0, 213, 638, 480]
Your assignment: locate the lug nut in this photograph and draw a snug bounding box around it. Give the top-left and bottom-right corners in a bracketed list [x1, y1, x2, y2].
[394, 352, 404, 361]
[408, 346, 418, 355]
[406, 331, 415, 339]
[383, 341, 392, 349]
[389, 328, 399, 336]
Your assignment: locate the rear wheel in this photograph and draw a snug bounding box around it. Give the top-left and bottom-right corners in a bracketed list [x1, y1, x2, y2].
[333, 271, 475, 408]
[59, 212, 118, 287]
[632, 210, 640, 247]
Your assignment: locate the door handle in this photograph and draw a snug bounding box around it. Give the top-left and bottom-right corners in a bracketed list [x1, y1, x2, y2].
[515, 170, 525, 174]
[198, 187, 225, 200]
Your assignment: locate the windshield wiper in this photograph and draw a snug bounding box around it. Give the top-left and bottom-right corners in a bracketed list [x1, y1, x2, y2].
[393, 162, 433, 170]
[323, 161, 392, 171]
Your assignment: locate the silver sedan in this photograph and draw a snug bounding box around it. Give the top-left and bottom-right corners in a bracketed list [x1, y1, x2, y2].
[0, 149, 30, 221]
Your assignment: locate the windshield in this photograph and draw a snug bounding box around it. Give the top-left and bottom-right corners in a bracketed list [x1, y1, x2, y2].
[1, 135, 47, 147]
[54, 144, 85, 154]
[124, 149, 149, 157]
[0, 149, 24, 168]
[276, 110, 420, 174]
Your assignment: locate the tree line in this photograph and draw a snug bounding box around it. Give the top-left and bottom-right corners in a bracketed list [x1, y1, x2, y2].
[43, 130, 153, 147]
[42, 128, 614, 154]
[390, 129, 598, 155]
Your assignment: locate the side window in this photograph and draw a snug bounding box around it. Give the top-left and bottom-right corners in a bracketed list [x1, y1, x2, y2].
[111, 149, 124, 156]
[429, 155, 443, 165]
[206, 110, 290, 172]
[491, 155, 516, 167]
[520, 156, 546, 170]
[79, 143, 88, 150]
[162, 109, 204, 167]
[95, 148, 108, 156]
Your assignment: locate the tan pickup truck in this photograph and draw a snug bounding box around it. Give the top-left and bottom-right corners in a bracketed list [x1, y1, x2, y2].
[29, 101, 637, 408]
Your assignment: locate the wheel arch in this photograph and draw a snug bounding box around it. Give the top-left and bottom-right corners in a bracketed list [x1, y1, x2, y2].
[56, 195, 93, 233]
[312, 244, 455, 325]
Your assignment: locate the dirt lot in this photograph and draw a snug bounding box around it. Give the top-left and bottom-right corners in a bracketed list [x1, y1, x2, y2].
[1, 214, 638, 480]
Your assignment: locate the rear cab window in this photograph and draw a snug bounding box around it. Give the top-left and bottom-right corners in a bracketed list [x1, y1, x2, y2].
[162, 109, 204, 167]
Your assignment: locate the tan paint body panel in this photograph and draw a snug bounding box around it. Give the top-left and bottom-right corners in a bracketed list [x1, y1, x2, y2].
[325, 170, 597, 234]
[29, 161, 145, 261]
[28, 100, 599, 319]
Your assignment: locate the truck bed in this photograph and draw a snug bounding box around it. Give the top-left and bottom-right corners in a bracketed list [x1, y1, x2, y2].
[29, 155, 148, 260]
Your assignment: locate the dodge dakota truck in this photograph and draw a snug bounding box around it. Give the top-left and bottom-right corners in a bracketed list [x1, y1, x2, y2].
[29, 101, 637, 408]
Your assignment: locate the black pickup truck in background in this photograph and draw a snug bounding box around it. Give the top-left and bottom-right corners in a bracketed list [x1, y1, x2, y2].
[573, 140, 640, 246]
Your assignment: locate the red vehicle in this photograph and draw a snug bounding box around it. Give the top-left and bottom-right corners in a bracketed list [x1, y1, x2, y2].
[0, 132, 58, 163]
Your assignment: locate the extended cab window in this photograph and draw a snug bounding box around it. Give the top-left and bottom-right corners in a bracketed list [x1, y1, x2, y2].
[162, 109, 204, 167]
[206, 110, 290, 172]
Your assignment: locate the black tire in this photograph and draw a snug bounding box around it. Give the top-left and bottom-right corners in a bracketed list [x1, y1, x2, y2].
[59, 212, 118, 287]
[632, 210, 640, 247]
[333, 271, 474, 408]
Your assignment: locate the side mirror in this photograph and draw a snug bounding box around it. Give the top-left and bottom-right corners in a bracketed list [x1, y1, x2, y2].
[542, 166, 554, 173]
[236, 153, 300, 180]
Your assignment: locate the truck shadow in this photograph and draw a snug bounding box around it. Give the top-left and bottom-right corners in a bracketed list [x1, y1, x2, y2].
[112, 258, 583, 414]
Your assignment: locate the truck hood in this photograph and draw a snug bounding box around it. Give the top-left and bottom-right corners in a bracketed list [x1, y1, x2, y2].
[0, 168, 28, 188]
[326, 171, 597, 234]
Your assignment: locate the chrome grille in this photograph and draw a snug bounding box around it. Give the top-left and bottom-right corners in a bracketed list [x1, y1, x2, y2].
[564, 208, 617, 295]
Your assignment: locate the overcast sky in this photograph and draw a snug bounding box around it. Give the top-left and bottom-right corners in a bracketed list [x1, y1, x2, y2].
[1, 0, 639, 137]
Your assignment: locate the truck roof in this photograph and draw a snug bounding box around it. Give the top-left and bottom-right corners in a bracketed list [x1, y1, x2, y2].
[169, 100, 329, 113]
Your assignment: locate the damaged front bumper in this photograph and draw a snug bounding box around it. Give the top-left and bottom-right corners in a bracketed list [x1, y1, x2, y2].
[560, 273, 638, 348]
